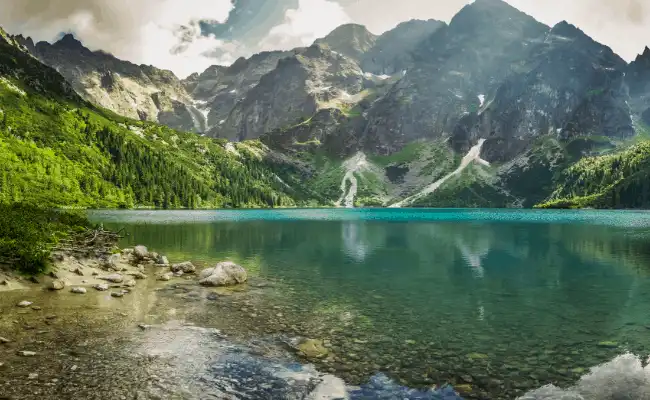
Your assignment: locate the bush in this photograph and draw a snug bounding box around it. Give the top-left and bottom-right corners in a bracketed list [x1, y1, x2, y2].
[0, 203, 89, 274]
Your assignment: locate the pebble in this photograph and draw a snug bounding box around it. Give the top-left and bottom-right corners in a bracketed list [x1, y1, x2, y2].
[31, 306, 42, 311]
[138, 324, 151, 330]
[17, 351, 37, 357]
[28, 373, 38, 379]
[17, 301, 32, 307]
[70, 287, 87, 294]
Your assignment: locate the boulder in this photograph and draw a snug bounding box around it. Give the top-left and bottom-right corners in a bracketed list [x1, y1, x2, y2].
[171, 261, 196, 273]
[134, 245, 149, 259]
[156, 254, 169, 265]
[199, 262, 247, 287]
[48, 279, 65, 290]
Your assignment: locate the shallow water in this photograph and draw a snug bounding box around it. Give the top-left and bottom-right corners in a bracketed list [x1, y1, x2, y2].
[86, 209, 650, 398]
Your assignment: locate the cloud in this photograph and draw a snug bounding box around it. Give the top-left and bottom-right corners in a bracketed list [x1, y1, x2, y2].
[0, 0, 233, 78]
[259, 0, 352, 50]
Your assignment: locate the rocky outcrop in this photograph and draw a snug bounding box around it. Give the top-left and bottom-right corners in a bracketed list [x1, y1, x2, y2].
[626, 46, 650, 124]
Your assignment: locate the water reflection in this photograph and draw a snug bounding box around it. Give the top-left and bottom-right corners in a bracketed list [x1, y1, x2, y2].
[98, 211, 650, 397]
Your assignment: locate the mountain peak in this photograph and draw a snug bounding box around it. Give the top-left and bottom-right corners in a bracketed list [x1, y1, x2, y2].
[54, 33, 86, 50]
[315, 23, 377, 61]
[550, 20, 583, 37]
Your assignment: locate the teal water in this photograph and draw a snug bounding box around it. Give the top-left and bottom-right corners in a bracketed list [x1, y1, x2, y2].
[91, 209, 650, 398]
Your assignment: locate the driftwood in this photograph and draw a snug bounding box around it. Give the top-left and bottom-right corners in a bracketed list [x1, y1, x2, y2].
[52, 226, 123, 260]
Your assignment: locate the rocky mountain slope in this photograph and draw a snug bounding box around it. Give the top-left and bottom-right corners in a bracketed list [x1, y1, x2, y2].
[6, 0, 650, 209]
[12, 33, 204, 133]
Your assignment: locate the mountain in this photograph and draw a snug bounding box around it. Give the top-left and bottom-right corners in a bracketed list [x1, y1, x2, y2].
[361, 19, 446, 75]
[12, 33, 206, 133]
[5, 0, 650, 210]
[183, 50, 298, 132]
[314, 23, 378, 62]
[0, 27, 322, 209]
[213, 44, 366, 141]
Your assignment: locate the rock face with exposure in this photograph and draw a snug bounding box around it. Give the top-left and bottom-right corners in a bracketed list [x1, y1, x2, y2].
[199, 262, 248, 286]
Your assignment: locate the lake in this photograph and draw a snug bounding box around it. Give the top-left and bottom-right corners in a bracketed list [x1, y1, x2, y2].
[90, 208, 650, 399]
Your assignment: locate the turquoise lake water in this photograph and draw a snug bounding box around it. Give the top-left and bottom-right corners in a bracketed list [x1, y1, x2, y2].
[91, 208, 650, 399]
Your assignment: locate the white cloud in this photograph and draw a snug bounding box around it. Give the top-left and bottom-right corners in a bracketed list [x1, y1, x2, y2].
[0, 0, 233, 78]
[260, 0, 352, 50]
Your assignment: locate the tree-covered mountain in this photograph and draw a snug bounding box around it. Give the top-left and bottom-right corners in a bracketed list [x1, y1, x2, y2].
[5, 0, 650, 209]
[0, 27, 324, 209]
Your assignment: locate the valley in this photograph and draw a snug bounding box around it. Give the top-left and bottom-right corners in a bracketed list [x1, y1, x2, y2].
[2, 0, 650, 210]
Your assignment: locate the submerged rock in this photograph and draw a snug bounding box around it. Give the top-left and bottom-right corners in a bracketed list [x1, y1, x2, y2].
[70, 287, 87, 294]
[171, 261, 196, 273]
[17, 351, 36, 357]
[295, 339, 329, 359]
[48, 279, 65, 290]
[199, 262, 247, 287]
[17, 301, 32, 308]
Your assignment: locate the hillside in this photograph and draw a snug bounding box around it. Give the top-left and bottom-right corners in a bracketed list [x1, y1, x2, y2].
[0, 28, 322, 209]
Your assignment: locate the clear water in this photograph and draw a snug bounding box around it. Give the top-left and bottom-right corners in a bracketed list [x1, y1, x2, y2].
[91, 209, 650, 399]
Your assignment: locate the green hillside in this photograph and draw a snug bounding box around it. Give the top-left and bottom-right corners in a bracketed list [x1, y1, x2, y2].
[0, 30, 319, 210]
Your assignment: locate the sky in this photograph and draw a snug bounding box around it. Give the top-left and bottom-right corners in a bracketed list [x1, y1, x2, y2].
[0, 0, 648, 78]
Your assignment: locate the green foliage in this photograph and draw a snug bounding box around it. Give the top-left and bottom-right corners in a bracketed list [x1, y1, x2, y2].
[0, 75, 317, 209]
[0, 203, 89, 274]
[537, 141, 650, 209]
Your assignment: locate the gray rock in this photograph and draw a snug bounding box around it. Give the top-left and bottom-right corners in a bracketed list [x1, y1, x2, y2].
[73, 267, 84, 276]
[99, 274, 123, 283]
[48, 279, 65, 290]
[70, 287, 87, 294]
[199, 261, 248, 287]
[156, 254, 169, 265]
[134, 245, 149, 259]
[93, 283, 109, 291]
[157, 272, 173, 281]
[17, 301, 33, 308]
[171, 261, 195, 273]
